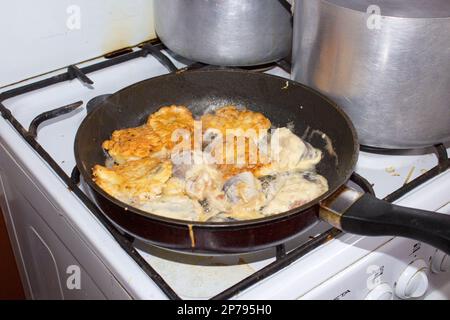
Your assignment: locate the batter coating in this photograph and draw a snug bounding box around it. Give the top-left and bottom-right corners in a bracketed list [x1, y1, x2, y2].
[93, 105, 329, 222]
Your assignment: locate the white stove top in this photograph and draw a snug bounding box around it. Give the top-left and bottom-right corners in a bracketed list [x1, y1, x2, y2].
[1, 46, 449, 300]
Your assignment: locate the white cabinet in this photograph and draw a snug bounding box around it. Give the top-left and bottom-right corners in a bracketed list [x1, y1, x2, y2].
[0, 144, 131, 300]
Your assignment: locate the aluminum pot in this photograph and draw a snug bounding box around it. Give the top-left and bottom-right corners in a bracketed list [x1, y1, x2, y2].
[154, 0, 293, 66]
[292, 0, 450, 149]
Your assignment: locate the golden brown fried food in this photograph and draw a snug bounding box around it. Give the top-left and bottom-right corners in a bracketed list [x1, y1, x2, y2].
[92, 157, 172, 204]
[102, 125, 164, 164]
[202, 106, 271, 178]
[147, 105, 194, 149]
[201, 106, 271, 135]
[218, 164, 261, 180]
[254, 128, 322, 177]
[162, 177, 186, 196]
[216, 138, 266, 179]
[93, 103, 329, 223]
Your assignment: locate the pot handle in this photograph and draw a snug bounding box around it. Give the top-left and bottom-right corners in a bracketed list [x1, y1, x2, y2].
[319, 187, 450, 254]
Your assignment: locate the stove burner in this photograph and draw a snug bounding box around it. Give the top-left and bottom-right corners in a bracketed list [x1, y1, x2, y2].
[360, 145, 398, 154]
[184, 58, 291, 74]
[238, 62, 278, 73]
[360, 144, 447, 156]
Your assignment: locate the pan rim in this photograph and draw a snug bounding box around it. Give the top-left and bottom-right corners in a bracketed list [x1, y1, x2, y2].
[74, 69, 359, 229]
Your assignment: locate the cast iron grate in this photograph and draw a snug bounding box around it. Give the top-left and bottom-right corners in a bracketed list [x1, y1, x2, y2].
[0, 40, 448, 300]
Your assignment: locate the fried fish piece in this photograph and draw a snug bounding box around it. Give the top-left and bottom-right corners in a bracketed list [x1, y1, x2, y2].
[201, 106, 271, 135]
[102, 125, 164, 164]
[162, 177, 186, 196]
[138, 195, 204, 221]
[147, 105, 194, 149]
[255, 128, 322, 177]
[216, 134, 269, 178]
[201, 106, 271, 178]
[217, 157, 265, 179]
[261, 172, 329, 216]
[92, 157, 172, 204]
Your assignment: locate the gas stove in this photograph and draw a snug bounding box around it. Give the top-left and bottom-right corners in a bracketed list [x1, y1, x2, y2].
[0, 41, 449, 300]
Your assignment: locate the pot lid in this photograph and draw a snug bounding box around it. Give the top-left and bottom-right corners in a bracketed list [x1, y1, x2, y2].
[324, 0, 450, 18]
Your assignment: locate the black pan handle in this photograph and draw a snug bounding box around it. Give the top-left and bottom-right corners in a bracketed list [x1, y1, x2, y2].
[320, 187, 450, 254]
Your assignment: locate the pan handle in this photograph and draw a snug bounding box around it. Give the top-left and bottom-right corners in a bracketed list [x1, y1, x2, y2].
[319, 187, 450, 254]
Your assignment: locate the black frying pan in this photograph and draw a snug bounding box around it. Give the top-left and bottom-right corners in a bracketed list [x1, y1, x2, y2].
[74, 70, 450, 254]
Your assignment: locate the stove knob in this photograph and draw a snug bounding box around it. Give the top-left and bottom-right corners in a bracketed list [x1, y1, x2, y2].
[431, 250, 450, 273]
[395, 259, 429, 299]
[365, 283, 394, 300]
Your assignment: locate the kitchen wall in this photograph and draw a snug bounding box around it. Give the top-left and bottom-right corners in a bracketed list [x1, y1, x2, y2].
[0, 0, 157, 87]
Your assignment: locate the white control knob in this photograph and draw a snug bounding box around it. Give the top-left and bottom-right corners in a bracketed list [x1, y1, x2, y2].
[365, 283, 394, 300]
[431, 250, 450, 273]
[395, 259, 429, 299]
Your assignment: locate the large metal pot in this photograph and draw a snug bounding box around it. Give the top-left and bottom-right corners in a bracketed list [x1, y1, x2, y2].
[292, 0, 450, 149]
[154, 0, 292, 66]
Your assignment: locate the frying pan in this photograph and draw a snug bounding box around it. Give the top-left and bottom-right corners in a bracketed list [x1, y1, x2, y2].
[75, 70, 450, 254]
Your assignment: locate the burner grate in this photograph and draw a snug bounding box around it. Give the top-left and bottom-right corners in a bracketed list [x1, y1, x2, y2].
[0, 40, 448, 300]
[383, 144, 449, 203]
[0, 40, 181, 300]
